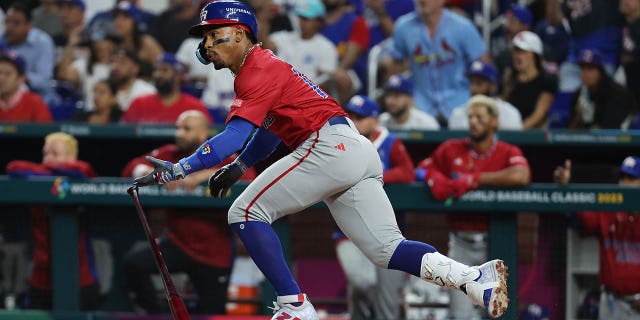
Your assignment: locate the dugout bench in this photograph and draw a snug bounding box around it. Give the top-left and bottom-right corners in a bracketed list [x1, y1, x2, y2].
[1, 124, 640, 319]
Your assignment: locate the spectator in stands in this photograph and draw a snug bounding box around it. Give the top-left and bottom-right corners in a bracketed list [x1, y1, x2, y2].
[122, 53, 211, 124]
[416, 94, 531, 319]
[109, 48, 156, 111]
[559, 0, 624, 92]
[151, 0, 199, 54]
[175, 36, 236, 124]
[554, 156, 640, 320]
[494, 4, 533, 78]
[62, 31, 118, 111]
[71, 79, 122, 124]
[85, 0, 156, 37]
[620, 0, 640, 107]
[361, 0, 414, 49]
[568, 48, 636, 129]
[1, 2, 57, 104]
[6, 132, 100, 310]
[112, 1, 164, 80]
[533, 0, 571, 67]
[449, 60, 523, 130]
[32, 0, 63, 37]
[0, 51, 52, 122]
[269, 0, 338, 85]
[502, 31, 557, 129]
[53, 0, 85, 47]
[336, 95, 413, 320]
[247, 0, 293, 52]
[379, 74, 440, 130]
[122, 110, 256, 315]
[320, 0, 370, 104]
[385, 0, 486, 124]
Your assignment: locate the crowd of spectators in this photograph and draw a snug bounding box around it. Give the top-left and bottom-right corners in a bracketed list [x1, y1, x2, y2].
[0, 0, 637, 129]
[0, 0, 640, 318]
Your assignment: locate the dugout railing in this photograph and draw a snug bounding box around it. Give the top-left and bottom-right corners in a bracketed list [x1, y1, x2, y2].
[1, 124, 640, 320]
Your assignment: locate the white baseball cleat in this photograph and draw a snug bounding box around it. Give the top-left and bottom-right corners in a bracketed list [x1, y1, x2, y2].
[463, 259, 509, 319]
[269, 293, 319, 320]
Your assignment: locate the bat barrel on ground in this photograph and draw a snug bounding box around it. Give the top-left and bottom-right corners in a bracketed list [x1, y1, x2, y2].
[127, 186, 190, 320]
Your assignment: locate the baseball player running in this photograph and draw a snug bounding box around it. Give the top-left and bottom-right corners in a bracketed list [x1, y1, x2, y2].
[135, 1, 509, 319]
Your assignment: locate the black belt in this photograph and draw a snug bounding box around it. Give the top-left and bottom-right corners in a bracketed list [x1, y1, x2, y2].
[328, 116, 349, 126]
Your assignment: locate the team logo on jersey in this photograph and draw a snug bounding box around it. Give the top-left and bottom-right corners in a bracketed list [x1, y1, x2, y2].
[262, 114, 275, 129]
[201, 144, 211, 155]
[231, 98, 242, 108]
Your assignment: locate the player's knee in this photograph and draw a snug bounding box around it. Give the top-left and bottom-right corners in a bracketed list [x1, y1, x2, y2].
[227, 199, 272, 225]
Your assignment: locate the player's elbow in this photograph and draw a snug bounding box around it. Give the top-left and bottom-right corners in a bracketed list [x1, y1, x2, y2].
[511, 169, 531, 186]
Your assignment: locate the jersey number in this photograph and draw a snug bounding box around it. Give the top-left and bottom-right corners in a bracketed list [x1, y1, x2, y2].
[292, 67, 328, 99]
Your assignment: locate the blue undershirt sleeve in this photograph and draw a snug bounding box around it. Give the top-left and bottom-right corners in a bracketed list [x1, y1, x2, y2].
[237, 128, 282, 168]
[178, 118, 256, 175]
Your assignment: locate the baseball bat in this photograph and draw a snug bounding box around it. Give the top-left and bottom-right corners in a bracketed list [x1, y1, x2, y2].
[127, 186, 190, 320]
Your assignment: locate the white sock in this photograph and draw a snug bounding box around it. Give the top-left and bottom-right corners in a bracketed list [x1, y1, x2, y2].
[419, 252, 480, 289]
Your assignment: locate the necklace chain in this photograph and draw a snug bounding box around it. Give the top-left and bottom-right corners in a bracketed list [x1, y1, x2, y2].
[233, 43, 260, 77]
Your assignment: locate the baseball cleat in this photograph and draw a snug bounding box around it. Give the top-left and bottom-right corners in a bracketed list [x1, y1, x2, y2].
[269, 294, 319, 320]
[463, 259, 509, 319]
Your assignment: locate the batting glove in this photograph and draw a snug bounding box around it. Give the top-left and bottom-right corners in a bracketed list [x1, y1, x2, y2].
[195, 40, 210, 65]
[451, 172, 480, 198]
[134, 156, 185, 186]
[209, 160, 246, 198]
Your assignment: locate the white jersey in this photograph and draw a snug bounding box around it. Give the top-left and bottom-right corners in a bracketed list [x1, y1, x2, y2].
[448, 98, 523, 130]
[116, 79, 156, 111]
[379, 108, 440, 130]
[270, 31, 338, 84]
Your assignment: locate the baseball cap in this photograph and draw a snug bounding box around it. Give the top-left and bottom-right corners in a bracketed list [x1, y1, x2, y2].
[507, 4, 533, 27]
[157, 53, 185, 73]
[58, 0, 85, 11]
[466, 60, 498, 84]
[295, 0, 326, 19]
[512, 30, 543, 55]
[345, 95, 380, 118]
[384, 74, 413, 95]
[577, 48, 604, 67]
[113, 1, 142, 22]
[620, 156, 640, 178]
[0, 50, 26, 75]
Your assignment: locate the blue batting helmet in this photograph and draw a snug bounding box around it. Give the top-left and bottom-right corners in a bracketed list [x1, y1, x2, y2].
[188, 0, 258, 39]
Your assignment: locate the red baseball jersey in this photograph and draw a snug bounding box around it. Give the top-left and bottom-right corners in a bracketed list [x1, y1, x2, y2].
[0, 91, 52, 123]
[121, 93, 212, 124]
[227, 46, 347, 149]
[419, 138, 529, 231]
[122, 144, 256, 268]
[578, 211, 640, 295]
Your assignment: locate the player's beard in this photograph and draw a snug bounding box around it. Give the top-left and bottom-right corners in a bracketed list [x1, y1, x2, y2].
[176, 138, 201, 155]
[213, 61, 226, 70]
[469, 129, 489, 143]
[154, 77, 175, 95]
[389, 104, 409, 118]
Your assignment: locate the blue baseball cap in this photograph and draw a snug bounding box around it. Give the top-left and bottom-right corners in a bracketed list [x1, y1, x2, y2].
[384, 74, 413, 95]
[295, 0, 326, 19]
[577, 48, 604, 67]
[345, 95, 380, 118]
[114, 1, 142, 22]
[621, 156, 640, 178]
[0, 50, 26, 75]
[466, 60, 498, 84]
[508, 4, 533, 27]
[58, 0, 85, 11]
[157, 53, 185, 73]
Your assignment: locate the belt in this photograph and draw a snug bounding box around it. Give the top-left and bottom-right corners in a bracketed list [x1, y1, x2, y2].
[328, 116, 349, 126]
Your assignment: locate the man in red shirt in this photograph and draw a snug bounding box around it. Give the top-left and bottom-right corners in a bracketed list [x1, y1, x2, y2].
[6, 132, 99, 310]
[416, 94, 531, 319]
[554, 156, 640, 319]
[122, 110, 255, 314]
[135, 2, 510, 319]
[121, 53, 212, 124]
[0, 51, 52, 122]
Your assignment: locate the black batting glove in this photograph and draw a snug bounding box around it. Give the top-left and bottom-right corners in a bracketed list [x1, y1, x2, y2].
[134, 156, 185, 187]
[209, 161, 246, 198]
[195, 39, 211, 65]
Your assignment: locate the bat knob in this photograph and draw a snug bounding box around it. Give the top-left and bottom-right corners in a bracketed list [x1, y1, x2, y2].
[127, 186, 137, 196]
